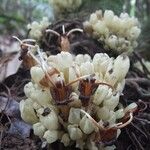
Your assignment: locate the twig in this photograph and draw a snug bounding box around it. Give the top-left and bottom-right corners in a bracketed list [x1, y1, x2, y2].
[133, 52, 150, 77]
[131, 132, 145, 150]
[131, 122, 147, 139]
[126, 129, 139, 150]
[127, 81, 150, 98]
[126, 78, 150, 85]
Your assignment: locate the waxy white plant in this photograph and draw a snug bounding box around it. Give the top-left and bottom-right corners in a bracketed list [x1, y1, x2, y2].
[49, 0, 82, 13]
[84, 10, 141, 54]
[27, 17, 51, 40]
[19, 44, 137, 150]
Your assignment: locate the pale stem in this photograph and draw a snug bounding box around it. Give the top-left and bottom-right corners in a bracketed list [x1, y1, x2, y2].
[67, 74, 94, 86]
[96, 82, 113, 90]
[12, 36, 22, 44]
[28, 51, 41, 65]
[36, 46, 56, 87]
[46, 29, 60, 37]
[21, 43, 36, 48]
[80, 109, 104, 130]
[22, 39, 36, 42]
[62, 25, 65, 34]
[67, 28, 83, 37]
[117, 112, 133, 129]
[13, 36, 36, 48]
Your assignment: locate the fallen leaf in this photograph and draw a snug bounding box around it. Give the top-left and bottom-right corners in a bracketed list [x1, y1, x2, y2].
[8, 119, 32, 138]
[0, 96, 20, 118]
[0, 36, 19, 54]
[0, 52, 22, 82]
[0, 96, 32, 138]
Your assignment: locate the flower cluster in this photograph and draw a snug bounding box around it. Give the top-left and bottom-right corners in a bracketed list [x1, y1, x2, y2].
[27, 17, 51, 40]
[20, 50, 137, 150]
[49, 0, 82, 13]
[84, 10, 141, 54]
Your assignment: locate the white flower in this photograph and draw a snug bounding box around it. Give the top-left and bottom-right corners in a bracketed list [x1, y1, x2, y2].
[128, 26, 141, 40]
[33, 122, 46, 137]
[61, 133, 70, 146]
[104, 10, 114, 25]
[80, 61, 94, 75]
[24, 82, 35, 98]
[30, 66, 45, 84]
[107, 111, 116, 124]
[20, 98, 38, 124]
[124, 103, 137, 113]
[48, 52, 73, 72]
[93, 85, 112, 105]
[106, 35, 118, 49]
[89, 13, 99, 24]
[68, 108, 81, 124]
[75, 54, 91, 65]
[84, 9, 141, 54]
[43, 130, 59, 143]
[39, 109, 59, 130]
[96, 106, 111, 121]
[115, 109, 125, 119]
[93, 21, 109, 36]
[49, 0, 82, 13]
[27, 17, 51, 39]
[93, 53, 113, 76]
[79, 116, 95, 134]
[103, 93, 120, 110]
[104, 55, 130, 86]
[68, 125, 83, 140]
[30, 87, 52, 107]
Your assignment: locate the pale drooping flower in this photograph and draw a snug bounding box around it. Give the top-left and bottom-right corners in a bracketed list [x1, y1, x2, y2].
[84, 10, 141, 54]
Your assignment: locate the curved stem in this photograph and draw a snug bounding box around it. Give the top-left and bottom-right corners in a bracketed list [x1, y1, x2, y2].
[117, 112, 133, 129]
[12, 36, 22, 44]
[46, 29, 60, 37]
[67, 28, 83, 37]
[95, 82, 113, 90]
[67, 74, 94, 86]
[80, 109, 104, 130]
[62, 25, 65, 34]
[22, 39, 36, 42]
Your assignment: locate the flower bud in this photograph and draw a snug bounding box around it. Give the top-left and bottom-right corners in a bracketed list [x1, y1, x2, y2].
[61, 133, 70, 146]
[20, 98, 38, 124]
[68, 125, 83, 140]
[33, 122, 46, 137]
[43, 130, 59, 143]
[68, 108, 81, 124]
[79, 116, 95, 134]
[39, 110, 59, 130]
[30, 66, 45, 84]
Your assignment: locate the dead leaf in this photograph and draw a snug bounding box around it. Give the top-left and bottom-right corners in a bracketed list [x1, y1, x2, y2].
[0, 52, 22, 82]
[8, 119, 32, 138]
[0, 36, 19, 54]
[0, 96, 20, 118]
[0, 96, 32, 138]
